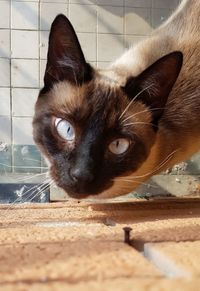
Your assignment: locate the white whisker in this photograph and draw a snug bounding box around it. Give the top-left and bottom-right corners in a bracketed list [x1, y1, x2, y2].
[46, 66, 59, 82]
[21, 158, 41, 163]
[122, 107, 166, 124]
[22, 180, 51, 204]
[13, 172, 48, 183]
[112, 149, 180, 192]
[16, 180, 54, 224]
[1, 184, 41, 220]
[112, 178, 158, 188]
[123, 121, 158, 128]
[1, 178, 52, 219]
[119, 84, 154, 120]
[0, 162, 48, 170]
[132, 149, 180, 180]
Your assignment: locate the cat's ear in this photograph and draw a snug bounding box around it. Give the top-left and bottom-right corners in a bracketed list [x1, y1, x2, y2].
[123, 51, 183, 123]
[43, 14, 93, 90]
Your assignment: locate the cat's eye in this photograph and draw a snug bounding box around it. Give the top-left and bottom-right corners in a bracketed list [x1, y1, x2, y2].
[55, 118, 75, 141]
[108, 138, 130, 155]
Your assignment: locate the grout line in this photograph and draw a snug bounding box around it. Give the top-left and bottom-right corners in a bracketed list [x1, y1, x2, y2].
[144, 243, 189, 278]
[0, 86, 40, 89]
[0, 30, 149, 36]
[151, 0, 153, 31]
[10, 0, 69, 2]
[67, 0, 69, 18]
[123, 0, 125, 50]
[96, 2, 98, 67]
[38, 0, 42, 172]
[126, 239, 188, 279]
[9, 0, 14, 173]
[38, 0, 40, 89]
[68, 0, 71, 20]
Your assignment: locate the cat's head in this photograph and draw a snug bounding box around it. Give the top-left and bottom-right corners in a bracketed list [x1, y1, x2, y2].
[33, 14, 183, 199]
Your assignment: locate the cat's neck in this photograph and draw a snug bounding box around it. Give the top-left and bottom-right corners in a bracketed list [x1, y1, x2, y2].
[138, 130, 200, 178]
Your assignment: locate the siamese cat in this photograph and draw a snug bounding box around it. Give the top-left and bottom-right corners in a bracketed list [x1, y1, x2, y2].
[33, 0, 200, 199]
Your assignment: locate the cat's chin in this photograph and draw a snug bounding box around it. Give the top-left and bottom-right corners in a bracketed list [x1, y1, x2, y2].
[53, 176, 115, 199]
[58, 181, 130, 200]
[56, 183, 112, 199]
[66, 192, 91, 199]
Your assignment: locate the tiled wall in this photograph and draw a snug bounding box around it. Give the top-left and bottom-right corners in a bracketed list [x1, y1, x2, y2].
[1, 0, 200, 197]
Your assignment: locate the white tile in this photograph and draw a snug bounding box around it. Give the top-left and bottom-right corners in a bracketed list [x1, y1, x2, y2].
[40, 59, 47, 87]
[90, 61, 97, 67]
[97, 61, 111, 69]
[0, 30, 10, 58]
[152, 8, 172, 28]
[11, 1, 39, 30]
[17, 0, 68, 2]
[69, 4, 97, 33]
[11, 30, 39, 59]
[40, 3, 68, 30]
[12, 88, 39, 117]
[77, 33, 96, 62]
[41, 0, 68, 2]
[70, 0, 95, 4]
[125, 7, 152, 35]
[152, 0, 179, 9]
[125, 0, 151, 8]
[16, 0, 68, 2]
[40, 30, 49, 59]
[125, 35, 147, 49]
[98, 33, 124, 62]
[11, 59, 39, 88]
[98, 5, 124, 34]
[12, 0, 40, 1]
[97, 0, 123, 6]
[0, 116, 11, 143]
[13, 117, 34, 145]
[0, 1, 10, 29]
[0, 88, 10, 116]
[0, 58, 10, 87]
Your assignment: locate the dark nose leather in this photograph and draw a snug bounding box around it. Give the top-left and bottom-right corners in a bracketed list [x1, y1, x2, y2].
[70, 167, 94, 185]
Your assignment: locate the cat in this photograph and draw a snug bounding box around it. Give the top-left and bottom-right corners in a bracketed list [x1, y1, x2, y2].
[33, 0, 200, 199]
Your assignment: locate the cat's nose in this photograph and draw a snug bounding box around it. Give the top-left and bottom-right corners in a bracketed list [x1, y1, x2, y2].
[70, 167, 94, 185]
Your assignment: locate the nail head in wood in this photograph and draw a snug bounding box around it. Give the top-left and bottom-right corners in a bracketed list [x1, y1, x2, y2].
[123, 227, 132, 245]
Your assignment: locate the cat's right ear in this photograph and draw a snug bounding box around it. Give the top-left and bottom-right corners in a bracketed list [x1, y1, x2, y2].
[122, 51, 183, 124]
[43, 14, 93, 91]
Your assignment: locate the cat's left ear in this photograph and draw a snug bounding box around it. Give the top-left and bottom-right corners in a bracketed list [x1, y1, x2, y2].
[43, 14, 93, 90]
[123, 51, 183, 123]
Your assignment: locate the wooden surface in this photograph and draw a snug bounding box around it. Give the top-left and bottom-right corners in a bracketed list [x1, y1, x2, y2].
[0, 198, 200, 290]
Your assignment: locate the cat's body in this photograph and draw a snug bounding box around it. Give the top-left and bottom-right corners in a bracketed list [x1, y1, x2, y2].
[33, 0, 200, 198]
[104, 0, 200, 197]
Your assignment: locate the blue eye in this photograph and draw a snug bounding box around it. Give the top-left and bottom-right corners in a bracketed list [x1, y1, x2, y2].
[55, 118, 75, 141]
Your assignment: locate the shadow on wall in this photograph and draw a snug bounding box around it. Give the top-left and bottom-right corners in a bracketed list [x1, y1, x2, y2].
[8, 1, 176, 86]
[11, 0, 176, 53]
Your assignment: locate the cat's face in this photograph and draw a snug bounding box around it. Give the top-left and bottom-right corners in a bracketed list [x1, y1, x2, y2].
[33, 78, 154, 198]
[33, 15, 183, 199]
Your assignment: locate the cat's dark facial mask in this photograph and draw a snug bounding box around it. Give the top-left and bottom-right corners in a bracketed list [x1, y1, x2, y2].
[33, 14, 183, 198]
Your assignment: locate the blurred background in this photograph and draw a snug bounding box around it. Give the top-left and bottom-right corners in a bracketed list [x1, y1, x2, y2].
[0, 0, 200, 202]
